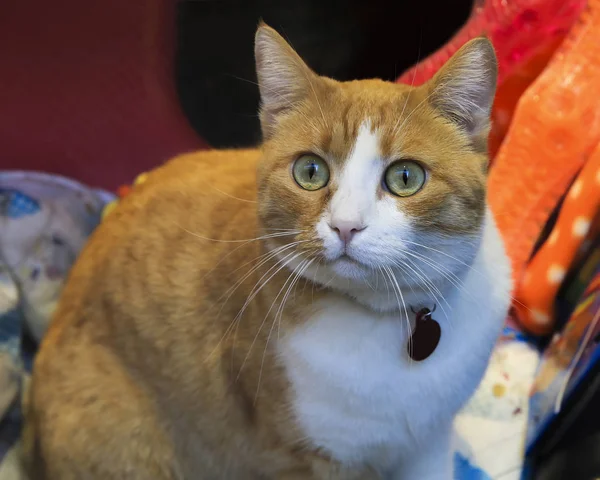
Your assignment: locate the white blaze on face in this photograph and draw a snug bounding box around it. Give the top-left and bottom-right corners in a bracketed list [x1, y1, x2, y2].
[329, 122, 380, 228]
[316, 121, 413, 275]
[317, 122, 380, 261]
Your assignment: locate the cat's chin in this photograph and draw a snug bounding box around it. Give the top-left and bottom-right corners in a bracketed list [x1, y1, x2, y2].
[328, 256, 369, 280]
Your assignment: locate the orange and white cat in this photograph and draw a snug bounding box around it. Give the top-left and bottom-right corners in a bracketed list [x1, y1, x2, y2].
[23, 24, 511, 479]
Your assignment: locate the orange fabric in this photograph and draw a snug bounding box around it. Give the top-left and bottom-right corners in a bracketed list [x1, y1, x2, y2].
[514, 148, 600, 334]
[488, 37, 564, 159]
[396, 0, 585, 88]
[488, 0, 600, 288]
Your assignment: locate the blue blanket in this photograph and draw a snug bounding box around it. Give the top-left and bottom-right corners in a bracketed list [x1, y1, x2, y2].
[0, 172, 112, 471]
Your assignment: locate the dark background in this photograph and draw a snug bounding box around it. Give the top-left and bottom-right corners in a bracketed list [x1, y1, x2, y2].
[175, 0, 474, 148]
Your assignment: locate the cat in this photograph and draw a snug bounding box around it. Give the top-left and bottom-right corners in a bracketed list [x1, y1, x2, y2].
[23, 23, 512, 479]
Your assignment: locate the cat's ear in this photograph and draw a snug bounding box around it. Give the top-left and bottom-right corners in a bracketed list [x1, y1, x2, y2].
[428, 38, 497, 140]
[255, 23, 320, 138]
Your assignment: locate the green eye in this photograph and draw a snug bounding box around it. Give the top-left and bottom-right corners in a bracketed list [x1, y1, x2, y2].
[292, 154, 330, 191]
[384, 161, 426, 197]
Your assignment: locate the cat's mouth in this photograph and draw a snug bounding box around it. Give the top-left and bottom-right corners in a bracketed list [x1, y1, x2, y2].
[328, 253, 369, 279]
[337, 253, 359, 264]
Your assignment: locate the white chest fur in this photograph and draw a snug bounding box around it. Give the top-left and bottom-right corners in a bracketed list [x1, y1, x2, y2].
[277, 216, 511, 472]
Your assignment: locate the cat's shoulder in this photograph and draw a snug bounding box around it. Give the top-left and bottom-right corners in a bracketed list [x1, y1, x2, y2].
[139, 148, 261, 191]
[100, 148, 261, 232]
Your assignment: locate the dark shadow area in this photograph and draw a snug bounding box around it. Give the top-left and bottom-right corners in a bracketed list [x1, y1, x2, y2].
[176, 0, 473, 147]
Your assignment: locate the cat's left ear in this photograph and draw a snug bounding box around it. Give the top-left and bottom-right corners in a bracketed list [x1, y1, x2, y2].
[427, 38, 497, 141]
[255, 23, 322, 139]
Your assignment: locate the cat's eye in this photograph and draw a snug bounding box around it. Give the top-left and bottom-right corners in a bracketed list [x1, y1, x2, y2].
[384, 161, 426, 197]
[292, 154, 330, 191]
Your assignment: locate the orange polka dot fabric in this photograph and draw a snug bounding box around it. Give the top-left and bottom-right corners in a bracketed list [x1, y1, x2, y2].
[514, 146, 600, 335]
[488, 0, 600, 287]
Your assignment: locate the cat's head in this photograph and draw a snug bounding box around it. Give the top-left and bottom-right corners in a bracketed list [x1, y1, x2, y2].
[255, 24, 497, 310]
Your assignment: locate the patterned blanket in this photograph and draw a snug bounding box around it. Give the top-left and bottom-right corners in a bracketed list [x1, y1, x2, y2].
[0, 172, 112, 477]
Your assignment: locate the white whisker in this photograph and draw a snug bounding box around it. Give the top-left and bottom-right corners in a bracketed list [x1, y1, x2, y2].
[399, 240, 528, 311]
[255, 257, 315, 403]
[392, 33, 423, 135]
[229, 249, 307, 369]
[180, 227, 301, 244]
[393, 81, 447, 136]
[382, 266, 412, 361]
[203, 244, 304, 363]
[235, 251, 306, 381]
[395, 256, 452, 319]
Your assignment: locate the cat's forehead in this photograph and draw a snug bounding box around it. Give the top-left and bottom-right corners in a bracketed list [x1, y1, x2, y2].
[281, 80, 463, 168]
[322, 80, 419, 156]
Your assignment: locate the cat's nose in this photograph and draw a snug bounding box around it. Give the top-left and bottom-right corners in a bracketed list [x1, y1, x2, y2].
[330, 220, 366, 246]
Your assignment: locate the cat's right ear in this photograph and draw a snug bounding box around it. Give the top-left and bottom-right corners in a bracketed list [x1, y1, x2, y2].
[255, 23, 318, 139]
[427, 37, 497, 143]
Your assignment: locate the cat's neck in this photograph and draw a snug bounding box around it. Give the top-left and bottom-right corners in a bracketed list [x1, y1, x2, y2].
[313, 265, 464, 315]
[277, 252, 467, 316]
[341, 277, 456, 314]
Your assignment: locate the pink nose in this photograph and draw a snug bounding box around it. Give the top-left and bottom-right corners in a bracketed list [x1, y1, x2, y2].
[330, 220, 365, 245]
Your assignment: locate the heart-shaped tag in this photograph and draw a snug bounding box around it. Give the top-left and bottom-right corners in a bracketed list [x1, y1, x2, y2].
[407, 306, 441, 361]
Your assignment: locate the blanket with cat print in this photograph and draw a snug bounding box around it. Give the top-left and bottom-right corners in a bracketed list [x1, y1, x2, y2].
[0, 170, 539, 480]
[0, 171, 112, 477]
[454, 327, 539, 480]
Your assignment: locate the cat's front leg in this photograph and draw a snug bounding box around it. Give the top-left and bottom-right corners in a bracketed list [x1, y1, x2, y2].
[391, 428, 453, 480]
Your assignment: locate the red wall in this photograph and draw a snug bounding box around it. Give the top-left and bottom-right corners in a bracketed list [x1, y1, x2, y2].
[0, 0, 208, 191]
